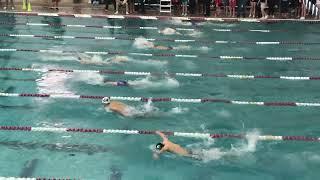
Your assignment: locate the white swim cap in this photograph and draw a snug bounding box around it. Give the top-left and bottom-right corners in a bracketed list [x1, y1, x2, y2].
[102, 97, 110, 105]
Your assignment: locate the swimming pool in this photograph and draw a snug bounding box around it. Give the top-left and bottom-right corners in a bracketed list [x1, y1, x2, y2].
[0, 13, 320, 179]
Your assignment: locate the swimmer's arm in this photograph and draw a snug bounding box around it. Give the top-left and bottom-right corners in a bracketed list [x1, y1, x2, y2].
[155, 131, 168, 141]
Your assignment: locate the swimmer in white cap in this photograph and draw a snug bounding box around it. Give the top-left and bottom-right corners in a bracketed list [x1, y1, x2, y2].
[102, 97, 131, 116]
[153, 131, 199, 159]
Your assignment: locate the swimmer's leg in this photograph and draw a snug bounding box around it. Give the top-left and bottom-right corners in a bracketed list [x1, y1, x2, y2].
[0, 104, 33, 109]
[19, 159, 39, 177]
[188, 150, 203, 160]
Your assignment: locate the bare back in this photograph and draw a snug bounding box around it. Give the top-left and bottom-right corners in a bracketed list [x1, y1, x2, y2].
[163, 140, 190, 156]
[106, 101, 130, 116]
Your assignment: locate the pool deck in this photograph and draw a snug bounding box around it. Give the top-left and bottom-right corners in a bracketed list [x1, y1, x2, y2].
[1, 9, 320, 23]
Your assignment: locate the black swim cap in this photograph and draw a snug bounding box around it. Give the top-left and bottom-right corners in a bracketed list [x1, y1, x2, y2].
[155, 143, 164, 150]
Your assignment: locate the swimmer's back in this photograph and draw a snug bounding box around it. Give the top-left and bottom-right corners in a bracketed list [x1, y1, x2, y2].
[108, 101, 129, 116]
[165, 140, 190, 156]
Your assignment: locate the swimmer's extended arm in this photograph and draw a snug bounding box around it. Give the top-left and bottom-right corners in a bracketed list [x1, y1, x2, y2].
[155, 131, 168, 141]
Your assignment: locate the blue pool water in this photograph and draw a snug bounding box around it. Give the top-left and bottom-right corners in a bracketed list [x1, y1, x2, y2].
[0, 14, 320, 179]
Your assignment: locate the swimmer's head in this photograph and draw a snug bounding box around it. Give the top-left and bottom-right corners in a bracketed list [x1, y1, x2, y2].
[102, 97, 110, 105]
[155, 143, 164, 150]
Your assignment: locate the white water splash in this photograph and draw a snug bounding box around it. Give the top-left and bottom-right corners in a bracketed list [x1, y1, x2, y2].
[169, 19, 192, 26]
[128, 76, 179, 89]
[199, 46, 210, 52]
[189, 130, 260, 162]
[123, 99, 160, 117]
[77, 54, 109, 65]
[36, 71, 73, 95]
[72, 72, 105, 86]
[169, 106, 189, 114]
[159, 28, 179, 35]
[133, 37, 154, 49]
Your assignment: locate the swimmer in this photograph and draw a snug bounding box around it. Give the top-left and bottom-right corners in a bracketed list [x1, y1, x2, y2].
[104, 79, 129, 87]
[102, 97, 131, 117]
[153, 45, 173, 50]
[76, 54, 104, 65]
[153, 131, 199, 159]
[77, 54, 128, 65]
[142, 42, 172, 50]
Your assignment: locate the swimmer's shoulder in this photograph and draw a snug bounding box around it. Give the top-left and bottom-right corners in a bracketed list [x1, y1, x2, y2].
[110, 101, 127, 107]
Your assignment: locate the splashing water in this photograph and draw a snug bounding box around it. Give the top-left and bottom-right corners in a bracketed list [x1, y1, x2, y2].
[169, 106, 189, 114]
[36, 71, 74, 95]
[72, 72, 105, 86]
[76, 54, 111, 65]
[124, 99, 160, 117]
[169, 19, 192, 26]
[188, 130, 260, 162]
[133, 37, 154, 49]
[128, 76, 180, 90]
[199, 46, 210, 52]
[159, 28, 178, 35]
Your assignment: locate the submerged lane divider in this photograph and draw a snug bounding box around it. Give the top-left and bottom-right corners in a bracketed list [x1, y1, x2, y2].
[0, 33, 319, 46]
[2, 67, 320, 81]
[1, 11, 320, 23]
[1, 92, 320, 107]
[0, 125, 318, 142]
[1, 21, 319, 34]
[1, 48, 320, 61]
[0, 177, 75, 180]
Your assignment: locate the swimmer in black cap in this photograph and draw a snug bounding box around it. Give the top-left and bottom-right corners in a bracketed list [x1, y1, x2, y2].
[153, 131, 197, 159]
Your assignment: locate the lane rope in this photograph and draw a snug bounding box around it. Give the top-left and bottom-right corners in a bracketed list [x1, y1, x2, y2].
[1, 67, 320, 81]
[0, 48, 319, 61]
[1, 92, 320, 107]
[0, 21, 197, 31]
[1, 21, 319, 34]
[0, 125, 318, 142]
[1, 11, 320, 23]
[0, 33, 319, 46]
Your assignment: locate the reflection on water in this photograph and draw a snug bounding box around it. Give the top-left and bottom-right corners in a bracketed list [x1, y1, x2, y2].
[0, 140, 111, 155]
